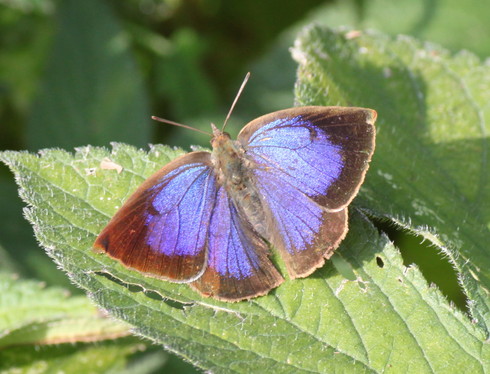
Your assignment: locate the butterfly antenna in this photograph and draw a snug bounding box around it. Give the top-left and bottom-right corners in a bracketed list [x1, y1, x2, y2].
[151, 116, 212, 137]
[222, 72, 251, 132]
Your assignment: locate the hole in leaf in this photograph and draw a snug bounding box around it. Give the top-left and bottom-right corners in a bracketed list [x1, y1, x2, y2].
[372, 219, 468, 312]
[144, 289, 187, 310]
[376, 256, 384, 268]
[358, 281, 367, 291]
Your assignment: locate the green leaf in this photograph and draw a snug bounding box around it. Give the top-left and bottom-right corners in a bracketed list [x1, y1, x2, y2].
[0, 338, 157, 374]
[26, 0, 151, 150]
[0, 272, 130, 348]
[1, 138, 488, 371]
[292, 26, 490, 335]
[0, 270, 160, 372]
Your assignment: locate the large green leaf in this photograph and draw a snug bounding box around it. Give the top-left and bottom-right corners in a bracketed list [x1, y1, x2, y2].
[292, 26, 490, 334]
[0, 147, 487, 372]
[1, 26, 489, 372]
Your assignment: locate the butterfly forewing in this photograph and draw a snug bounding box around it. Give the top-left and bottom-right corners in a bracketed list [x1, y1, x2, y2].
[239, 106, 376, 211]
[238, 106, 376, 278]
[94, 152, 216, 282]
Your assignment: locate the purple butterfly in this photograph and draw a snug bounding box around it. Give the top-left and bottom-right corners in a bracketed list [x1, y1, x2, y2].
[94, 76, 376, 302]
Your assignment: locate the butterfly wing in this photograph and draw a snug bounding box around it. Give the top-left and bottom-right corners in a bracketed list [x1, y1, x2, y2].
[94, 152, 217, 282]
[191, 186, 283, 301]
[238, 106, 376, 278]
[94, 151, 282, 301]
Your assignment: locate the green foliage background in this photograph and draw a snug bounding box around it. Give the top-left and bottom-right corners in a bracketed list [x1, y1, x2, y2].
[1, 0, 489, 372]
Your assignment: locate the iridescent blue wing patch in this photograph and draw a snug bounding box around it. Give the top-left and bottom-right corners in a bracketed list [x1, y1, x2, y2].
[94, 152, 217, 282]
[238, 106, 376, 277]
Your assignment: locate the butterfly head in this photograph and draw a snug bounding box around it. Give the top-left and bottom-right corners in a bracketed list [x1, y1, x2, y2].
[210, 123, 232, 149]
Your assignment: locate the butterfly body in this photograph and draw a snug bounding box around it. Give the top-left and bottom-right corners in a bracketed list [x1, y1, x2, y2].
[210, 126, 268, 238]
[94, 106, 376, 301]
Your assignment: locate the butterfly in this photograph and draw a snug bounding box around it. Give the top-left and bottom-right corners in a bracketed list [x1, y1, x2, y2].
[94, 79, 376, 302]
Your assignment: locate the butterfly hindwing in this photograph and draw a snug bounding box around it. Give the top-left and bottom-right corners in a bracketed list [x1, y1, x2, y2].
[191, 186, 283, 301]
[247, 165, 349, 277]
[94, 152, 217, 282]
[238, 106, 376, 277]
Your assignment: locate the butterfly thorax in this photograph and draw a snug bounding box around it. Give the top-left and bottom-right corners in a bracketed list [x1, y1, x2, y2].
[210, 131, 245, 185]
[210, 130, 267, 236]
